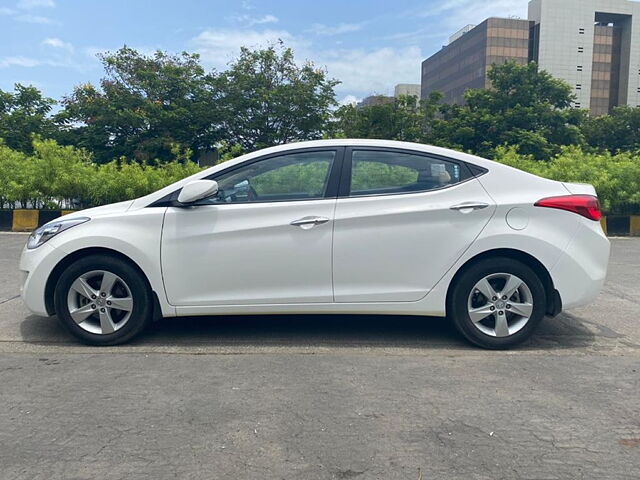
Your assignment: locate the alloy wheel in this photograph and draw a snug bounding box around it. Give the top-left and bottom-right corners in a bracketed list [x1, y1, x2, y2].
[66, 270, 133, 335]
[467, 273, 534, 338]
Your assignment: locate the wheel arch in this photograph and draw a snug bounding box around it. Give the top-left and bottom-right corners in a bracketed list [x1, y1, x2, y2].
[445, 248, 561, 317]
[44, 247, 162, 319]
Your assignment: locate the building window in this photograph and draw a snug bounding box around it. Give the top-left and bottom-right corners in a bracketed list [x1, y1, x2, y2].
[577, 65, 583, 71]
[574, 102, 581, 108]
[578, 46, 584, 53]
[579, 28, 585, 34]
[576, 84, 582, 90]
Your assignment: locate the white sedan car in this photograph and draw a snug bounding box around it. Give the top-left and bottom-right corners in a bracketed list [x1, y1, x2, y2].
[19, 140, 610, 349]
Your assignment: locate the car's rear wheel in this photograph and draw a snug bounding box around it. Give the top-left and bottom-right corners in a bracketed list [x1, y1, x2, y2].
[54, 255, 152, 345]
[449, 257, 547, 349]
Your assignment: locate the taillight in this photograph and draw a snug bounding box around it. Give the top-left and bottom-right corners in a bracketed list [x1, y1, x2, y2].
[534, 195, 602, 221]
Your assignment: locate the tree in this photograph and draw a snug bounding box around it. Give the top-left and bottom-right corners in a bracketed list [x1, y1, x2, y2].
[56, 46, 220, 163]
[431, 62, 584, 159]
[0, 84, 56, 154]
[582, 106, 640, 153]
[333, 92, 442, 143]
[214, 43, 339, 152]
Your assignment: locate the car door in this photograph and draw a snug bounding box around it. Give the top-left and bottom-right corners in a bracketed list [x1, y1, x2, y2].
[332, 147, 495, 303]
[161, 148, 343, 306]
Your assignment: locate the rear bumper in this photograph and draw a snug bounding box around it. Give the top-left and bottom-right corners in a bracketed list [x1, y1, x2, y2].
[550, 220, 610, 311]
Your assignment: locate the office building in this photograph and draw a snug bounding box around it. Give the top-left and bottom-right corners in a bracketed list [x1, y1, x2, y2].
[421, 18, 532, 105]
[529, 0, 640, 115]
[421, 0, 640, 114]
[394, 83, 421, 98]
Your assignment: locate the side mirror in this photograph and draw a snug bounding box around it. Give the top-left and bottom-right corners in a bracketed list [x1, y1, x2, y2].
[177, 180, 219, 205]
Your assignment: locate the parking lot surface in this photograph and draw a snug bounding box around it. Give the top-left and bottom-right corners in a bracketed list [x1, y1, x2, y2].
[1, 233, 639, 479]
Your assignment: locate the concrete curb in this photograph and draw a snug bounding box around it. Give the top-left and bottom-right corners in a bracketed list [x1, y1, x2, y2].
[0, 210, 74, 232]
[1, 210, 639, 236]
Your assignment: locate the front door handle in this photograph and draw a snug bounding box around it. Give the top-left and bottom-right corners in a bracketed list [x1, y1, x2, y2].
[450, 202, 490, 212]
[290, 216, 330, 229]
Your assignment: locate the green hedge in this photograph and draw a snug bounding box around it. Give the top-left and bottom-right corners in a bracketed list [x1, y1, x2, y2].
[2, 139, 639, 215]
[0, 139, 203, 209]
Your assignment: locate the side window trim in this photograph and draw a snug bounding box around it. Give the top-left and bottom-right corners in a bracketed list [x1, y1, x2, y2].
[204, 146, 345, 204]
[338, 146, 478, 198]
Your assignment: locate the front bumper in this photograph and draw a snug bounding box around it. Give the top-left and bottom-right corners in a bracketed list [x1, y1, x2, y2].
[19, 241, 67, 317]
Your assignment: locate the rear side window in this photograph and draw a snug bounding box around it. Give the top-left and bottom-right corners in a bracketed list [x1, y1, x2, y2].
[349, 150, 463, 196]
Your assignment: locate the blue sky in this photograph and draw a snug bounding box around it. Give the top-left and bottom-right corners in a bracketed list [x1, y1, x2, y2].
[0, 0, 527, 105]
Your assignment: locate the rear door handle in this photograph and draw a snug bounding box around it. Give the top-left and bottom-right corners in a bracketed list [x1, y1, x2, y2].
[450, 202, 490, 212]
[290, 216, 330, 228]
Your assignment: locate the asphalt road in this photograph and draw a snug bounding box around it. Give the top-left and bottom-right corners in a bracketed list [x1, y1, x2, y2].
[1, 233, 639, 479]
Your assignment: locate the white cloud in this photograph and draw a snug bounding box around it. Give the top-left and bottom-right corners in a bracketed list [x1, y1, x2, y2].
[192, 29, 302, 68]
[17, 0, 55, 9]
[318, 46, 423, 98]
[230, 13, 279, 26]
[0, 53, 88, 72]
[415, 0, 526, 29]
[339, 94, 360, 106]
[0, 56, 42, 68]
[16, 14, 56, 24]
[309, 22, 363, 36]
[42, 37, 73, 51]
[191, 27, 422, 99]
[392, 0, 526, 53]
[1, 0, 57, 23]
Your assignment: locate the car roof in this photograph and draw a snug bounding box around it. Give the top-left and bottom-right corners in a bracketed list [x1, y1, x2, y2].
[214, 139, 501, 169]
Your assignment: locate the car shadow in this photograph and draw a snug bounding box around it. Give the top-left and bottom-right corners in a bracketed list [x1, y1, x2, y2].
[19, 311, 598, 350]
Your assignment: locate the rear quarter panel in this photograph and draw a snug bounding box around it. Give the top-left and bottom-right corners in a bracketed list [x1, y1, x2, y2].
[416, 167, 585, 315]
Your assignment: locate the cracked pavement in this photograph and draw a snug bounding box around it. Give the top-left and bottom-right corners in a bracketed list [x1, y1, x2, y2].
[1, 233, 639, 479]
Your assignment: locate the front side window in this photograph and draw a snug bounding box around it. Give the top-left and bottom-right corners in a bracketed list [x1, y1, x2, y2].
[349, 150, 462, 196]
[202, 151, 336, 204]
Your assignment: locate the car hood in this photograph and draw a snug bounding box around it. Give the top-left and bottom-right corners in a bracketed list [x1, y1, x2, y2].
[63, 200, 134, 220]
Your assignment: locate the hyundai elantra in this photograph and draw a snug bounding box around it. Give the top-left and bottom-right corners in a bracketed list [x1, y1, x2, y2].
[19, 140, 610, 348]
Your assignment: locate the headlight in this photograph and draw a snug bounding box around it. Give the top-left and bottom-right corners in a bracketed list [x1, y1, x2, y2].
[27, 217, 90, 249]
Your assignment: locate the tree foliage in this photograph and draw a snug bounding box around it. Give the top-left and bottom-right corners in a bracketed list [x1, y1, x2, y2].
[431, 62, 584, 159]
[0, 84, 56, 154]
[333, 92, 442, 142]
[56, 47, 220, 164]
[582, 106, 640, 153]
[214, 43, 339, 152]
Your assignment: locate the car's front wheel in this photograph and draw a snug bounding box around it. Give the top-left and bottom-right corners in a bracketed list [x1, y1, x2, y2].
[449, 257, 547, 349]
[54, 255, 152, 345]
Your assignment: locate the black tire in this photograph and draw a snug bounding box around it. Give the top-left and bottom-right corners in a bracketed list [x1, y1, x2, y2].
[448, 257, 547, 350]
[54, 255, 152, 345]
